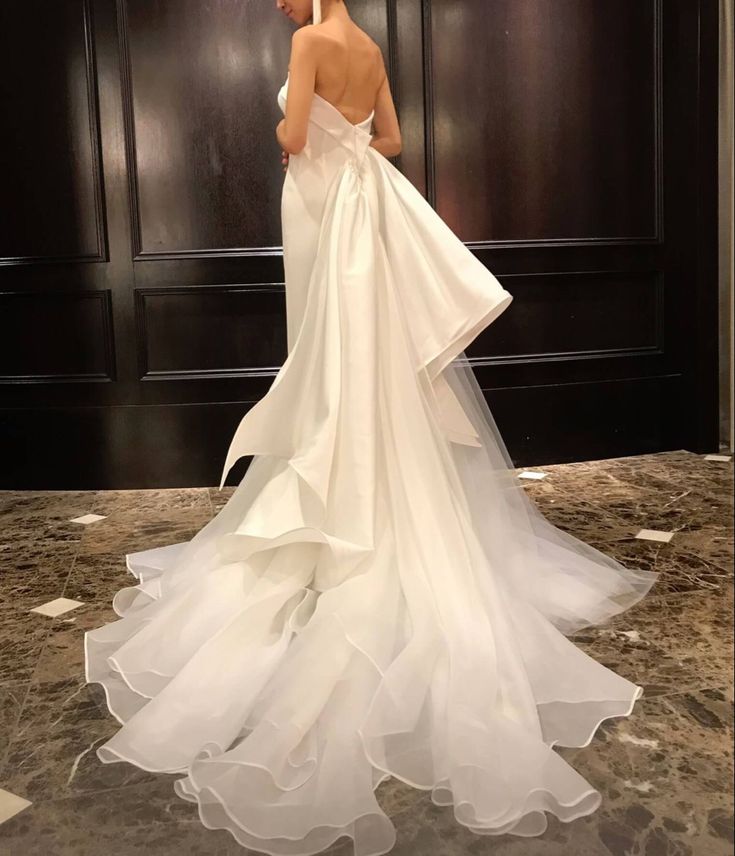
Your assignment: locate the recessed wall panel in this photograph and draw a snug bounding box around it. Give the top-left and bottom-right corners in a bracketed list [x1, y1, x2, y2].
[430, 0, 659, 244]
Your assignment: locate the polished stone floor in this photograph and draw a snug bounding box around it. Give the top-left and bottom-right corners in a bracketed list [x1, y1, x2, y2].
[0, 450, 732, 856]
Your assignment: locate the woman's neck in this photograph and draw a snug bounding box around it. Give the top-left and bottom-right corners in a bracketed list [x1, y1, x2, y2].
[319, 0, 350, 24]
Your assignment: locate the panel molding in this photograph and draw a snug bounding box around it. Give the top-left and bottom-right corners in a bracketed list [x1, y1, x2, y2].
[0, 372, 687, 489]
[134, 270, 665, 383]
[117, 0, 287, 261]
[461, 268, 665, 368]
[0, 0, 108, 267]
[0, 289, 115, 383]
[117, 0, 401, 262]
[423, 0, 664, 249]
[135, 282, 286, 381]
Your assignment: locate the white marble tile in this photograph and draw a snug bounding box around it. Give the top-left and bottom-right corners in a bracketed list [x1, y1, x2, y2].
[29, 597, 85, 617]
[0, 788, 31, 825]
[517, 470, 547, 480]
[635, 528, 675, 543]
[703, 454, 732, 462]
[68, 513, 107, 525]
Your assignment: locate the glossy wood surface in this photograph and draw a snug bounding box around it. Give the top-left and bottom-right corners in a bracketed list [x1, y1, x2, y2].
[0, 0, 720, 488]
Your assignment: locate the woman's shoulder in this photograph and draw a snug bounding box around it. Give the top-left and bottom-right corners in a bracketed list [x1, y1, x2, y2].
[302, 20, 380, 53]
[292, 21, 383, 81]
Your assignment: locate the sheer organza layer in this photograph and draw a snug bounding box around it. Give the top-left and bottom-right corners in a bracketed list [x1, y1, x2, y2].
[85, 352, 655, 855]
[85, 88, 659, 856]
[85, 357, 657, 855]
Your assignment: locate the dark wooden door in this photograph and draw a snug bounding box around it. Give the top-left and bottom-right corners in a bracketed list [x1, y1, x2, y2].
[0, 0, 719, 489]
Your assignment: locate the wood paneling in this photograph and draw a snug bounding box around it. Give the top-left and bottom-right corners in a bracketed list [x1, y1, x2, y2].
[0, 291, 115, 382]
[0, 0, 106, 265]
[465, 270, 664, 363]
[429, 0, 661, 246]
[0, 0, 720, 489]
[120, 0, 287, 258]
[135, 284, 287, 380]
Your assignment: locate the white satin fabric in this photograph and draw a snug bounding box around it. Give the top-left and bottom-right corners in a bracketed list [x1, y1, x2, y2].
[84, 77, 660, 855]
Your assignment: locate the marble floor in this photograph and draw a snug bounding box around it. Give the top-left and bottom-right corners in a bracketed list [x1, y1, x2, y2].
[0, 450, 732, 856]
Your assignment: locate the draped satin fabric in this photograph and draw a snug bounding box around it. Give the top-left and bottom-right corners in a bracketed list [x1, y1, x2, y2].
[84, 75, 660, 856]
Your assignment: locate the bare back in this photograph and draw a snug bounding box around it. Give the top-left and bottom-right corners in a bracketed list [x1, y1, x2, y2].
[311, 22, 382, 125]
[282, 13, 401, 158]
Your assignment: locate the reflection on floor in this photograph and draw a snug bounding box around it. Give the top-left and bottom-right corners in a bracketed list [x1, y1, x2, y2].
[0, 450, 732, 856]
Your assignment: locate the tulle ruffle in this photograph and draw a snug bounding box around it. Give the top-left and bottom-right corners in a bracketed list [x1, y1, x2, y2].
[85, 348, 658, 856]
[84, 114, 658, 855]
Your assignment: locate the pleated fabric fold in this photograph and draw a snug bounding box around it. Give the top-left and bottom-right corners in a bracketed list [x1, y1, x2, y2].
[85, 86, 659, 856]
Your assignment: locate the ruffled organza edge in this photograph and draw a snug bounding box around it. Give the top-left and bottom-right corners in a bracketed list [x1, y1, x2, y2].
[86, 581, 646, 855]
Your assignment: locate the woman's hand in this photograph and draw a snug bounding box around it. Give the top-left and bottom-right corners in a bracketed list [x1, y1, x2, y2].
[276, 120, 291, 171]
[276, 118, 288, 152]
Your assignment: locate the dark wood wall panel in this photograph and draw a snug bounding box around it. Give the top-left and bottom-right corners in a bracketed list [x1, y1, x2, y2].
[429, 0, 660, 246]
[0, 0, 719, 489]
[120, 0, 391, 259]
[0, 0, 106, 264]
[0, 291, 114, 382]
[1, 401, 253, 490]
[466, 271, 664, 360]
[121, 0, 287, 258]
[0, 374, 685, 490]
[136, 284, 287, 380]
[489, 374, 685, 466]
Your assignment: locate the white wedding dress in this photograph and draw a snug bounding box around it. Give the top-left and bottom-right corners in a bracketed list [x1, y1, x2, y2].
[84, 71, 660, 856]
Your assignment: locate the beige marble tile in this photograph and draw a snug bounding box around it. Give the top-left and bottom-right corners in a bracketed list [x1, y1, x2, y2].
[68, 514, 107, 525]
[634, 528, 675, 542]
[0, 786, 32, 826]
[29, 597, 85, 618]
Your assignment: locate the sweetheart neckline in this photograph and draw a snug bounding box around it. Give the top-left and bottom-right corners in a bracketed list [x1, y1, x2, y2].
[282, 77, 374, 128]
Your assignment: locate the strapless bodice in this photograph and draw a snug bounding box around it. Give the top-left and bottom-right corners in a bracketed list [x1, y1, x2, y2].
[277, 75, 374, 168]
[277, 76, 374, 141]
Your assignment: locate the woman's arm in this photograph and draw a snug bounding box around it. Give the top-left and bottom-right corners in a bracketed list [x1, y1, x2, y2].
[277, 28, 320, 155]
[277, 31, 401, 159]
[369, 132, 401, 158]
[369, 59, 401, 158]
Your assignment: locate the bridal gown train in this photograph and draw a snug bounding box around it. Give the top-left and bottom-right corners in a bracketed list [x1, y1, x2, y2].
[84, 74, 660, 855]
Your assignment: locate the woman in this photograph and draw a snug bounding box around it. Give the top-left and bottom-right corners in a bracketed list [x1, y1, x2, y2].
[84, 2, 660, 854]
